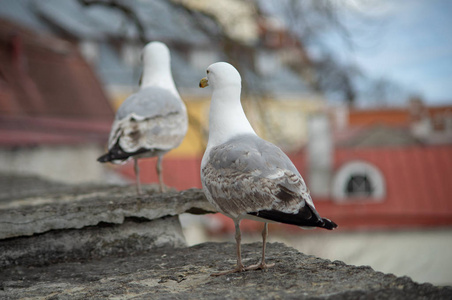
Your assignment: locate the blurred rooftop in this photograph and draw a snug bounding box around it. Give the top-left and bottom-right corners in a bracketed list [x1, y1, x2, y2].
[0, 0, 312, 98]
[0, 18, 113, 146]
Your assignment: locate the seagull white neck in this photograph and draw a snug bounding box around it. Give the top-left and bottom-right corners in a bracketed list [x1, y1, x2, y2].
[141, 64, 178, 96]
[206, 86, 256, 149]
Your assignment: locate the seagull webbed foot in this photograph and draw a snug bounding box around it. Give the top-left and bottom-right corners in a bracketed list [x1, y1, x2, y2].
[245, 262, 275, 271]
[210, 264, 246, 276]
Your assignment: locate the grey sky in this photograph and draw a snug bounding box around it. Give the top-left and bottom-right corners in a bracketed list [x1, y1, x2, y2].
[341, 0, 452, 105]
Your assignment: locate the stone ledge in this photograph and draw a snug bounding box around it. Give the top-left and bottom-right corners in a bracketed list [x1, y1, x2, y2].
[1, 242, 451, 299]
[0, 216, 186, 268]
[0, 173, 214, 268]
[1, 173, 451, 299]
[0, 173, 214, 239]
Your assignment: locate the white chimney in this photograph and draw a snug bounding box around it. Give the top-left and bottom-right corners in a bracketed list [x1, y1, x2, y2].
[307, 113, 333, 198]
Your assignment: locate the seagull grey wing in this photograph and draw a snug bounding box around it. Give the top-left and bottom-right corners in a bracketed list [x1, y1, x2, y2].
[115, 86, 185, 121]
[202, 134, 316, 218]
[107, 86, 187, 156]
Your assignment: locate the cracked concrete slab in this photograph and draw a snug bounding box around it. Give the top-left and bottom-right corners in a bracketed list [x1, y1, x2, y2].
[1, 242, 451, 299]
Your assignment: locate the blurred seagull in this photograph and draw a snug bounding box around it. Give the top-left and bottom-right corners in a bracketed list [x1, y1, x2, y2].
[98, 41, 188, 194]
[199, 62, 337, 276]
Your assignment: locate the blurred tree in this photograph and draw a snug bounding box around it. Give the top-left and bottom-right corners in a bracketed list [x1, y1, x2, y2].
[77, 0, 409, 109]
[362, 76, 411, 107]
[78, 0, 147, 44]
[256, 0, 410, 107]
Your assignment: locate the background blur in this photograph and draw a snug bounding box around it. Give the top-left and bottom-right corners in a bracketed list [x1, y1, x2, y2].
[1, 0, 451, 286]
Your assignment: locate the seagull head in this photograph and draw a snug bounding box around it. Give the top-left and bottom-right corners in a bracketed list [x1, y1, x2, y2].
[139, 41, 178, 91]
[142, 41, 171, 73]
[199, 62, 241, 90]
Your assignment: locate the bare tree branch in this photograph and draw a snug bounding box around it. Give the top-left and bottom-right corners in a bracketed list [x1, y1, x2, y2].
[78, 0, 147, 44]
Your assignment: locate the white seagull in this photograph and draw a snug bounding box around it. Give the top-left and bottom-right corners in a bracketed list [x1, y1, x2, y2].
[199, 62, 337, 276]
[98, 41, 188, 194]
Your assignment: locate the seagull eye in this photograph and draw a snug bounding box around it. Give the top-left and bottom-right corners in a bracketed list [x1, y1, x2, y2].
[207, 70, 210, 74]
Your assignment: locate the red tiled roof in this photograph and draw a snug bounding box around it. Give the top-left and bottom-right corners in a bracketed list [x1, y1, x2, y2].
[0, 115, 111, 146]
[0, 19, 113, 146]
[315, 145, 452, 230]
[0, 19, 113, 118]
[348, 108, 410, 127]
[347, 106, 452, 129]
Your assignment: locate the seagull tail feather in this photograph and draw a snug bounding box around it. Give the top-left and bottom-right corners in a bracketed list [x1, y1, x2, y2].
[97, 144, 150, 163]
[97, 153, 112, 163]
[248, 208, 338, 230]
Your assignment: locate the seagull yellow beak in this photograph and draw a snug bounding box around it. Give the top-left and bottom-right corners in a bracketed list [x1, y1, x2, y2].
[199, 77, 209, 88]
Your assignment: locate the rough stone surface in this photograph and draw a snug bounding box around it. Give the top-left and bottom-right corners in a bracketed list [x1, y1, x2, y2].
[0, 173, 214, 239]
[1, 173, 451, 299]
[1, 242, 451, 299]
[0, 173, 213, 268]
[0, 216, 185, 268]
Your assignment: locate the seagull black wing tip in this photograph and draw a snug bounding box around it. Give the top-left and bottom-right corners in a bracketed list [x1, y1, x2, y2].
[248, 209, 338, 230]
[320, 218, 338, 230]
[97, 153, 111, 163]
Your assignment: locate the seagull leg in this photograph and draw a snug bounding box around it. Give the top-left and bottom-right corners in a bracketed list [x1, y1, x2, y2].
[211, 219, 246, 276]
[134, 158, 142, 195]
[156, 155, 166, 193]
[245, 222, 275, 271]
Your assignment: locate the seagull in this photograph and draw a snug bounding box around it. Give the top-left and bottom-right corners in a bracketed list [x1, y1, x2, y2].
[199, 62, 337, 276]
[98, 41, 188, 194]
